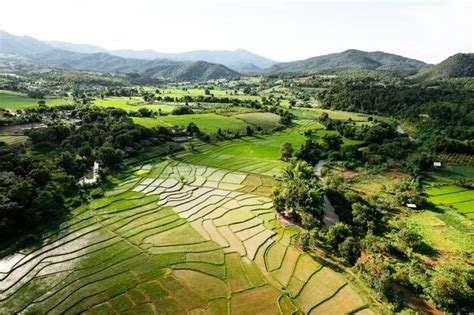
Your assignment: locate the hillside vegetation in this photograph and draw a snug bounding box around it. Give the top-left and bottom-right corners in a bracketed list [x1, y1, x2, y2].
[413, 53, 474, 80]
[265, 49, 429, 75]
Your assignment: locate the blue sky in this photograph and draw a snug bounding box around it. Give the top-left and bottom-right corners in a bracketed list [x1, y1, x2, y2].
[1, 0, 472, 63]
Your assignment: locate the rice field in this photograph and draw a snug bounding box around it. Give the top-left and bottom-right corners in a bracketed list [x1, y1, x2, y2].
[133, 113, 249, 134]
[235, 112, 282, 131]
[424, 181, 474, 219]
[147, 88, 261, 101]
[0, 91, 71, 110]
[0, 159, 370, 314]
[0, 134, 28, 145]
[93, 97, 178, 113]
[178, 120, 361, 177]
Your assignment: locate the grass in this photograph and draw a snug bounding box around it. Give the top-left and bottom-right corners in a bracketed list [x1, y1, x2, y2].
[302, 107, 371, 121]
[149, 88, 261, 101]
[0, 90, 71, 110]
[0, 134, 28, 145]
[235, 112, 282, 130]
[93, 97, 178, 113]
[133, 113, 249, 134]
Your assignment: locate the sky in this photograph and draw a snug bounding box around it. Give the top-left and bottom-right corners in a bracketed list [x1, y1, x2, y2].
[0, 0, 472, 63]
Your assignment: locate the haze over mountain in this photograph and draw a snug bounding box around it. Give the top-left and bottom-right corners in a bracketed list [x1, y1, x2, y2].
[412, 53, 474, 80]
[11, 32, 275, 74]
[265, 49, 431, 75]
[0, 30, 240, 81]
[3, 30, 473, 82]
[110, 49, 276, 74]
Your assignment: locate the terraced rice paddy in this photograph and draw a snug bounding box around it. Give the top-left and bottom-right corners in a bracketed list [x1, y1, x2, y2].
[425, 182, 474, 219]
[178, 120, 360, 177]
[0, 160, 370, 314]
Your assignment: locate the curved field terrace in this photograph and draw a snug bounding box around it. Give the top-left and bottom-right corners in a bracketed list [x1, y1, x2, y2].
[0, 160, 370, 314]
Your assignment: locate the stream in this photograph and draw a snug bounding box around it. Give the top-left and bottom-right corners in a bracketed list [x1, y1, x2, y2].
[314, 159, 339, 227]
[396, 124, 415, 141]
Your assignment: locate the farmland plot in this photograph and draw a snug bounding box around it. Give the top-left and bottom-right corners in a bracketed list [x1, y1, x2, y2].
[0, 160, 369, 314]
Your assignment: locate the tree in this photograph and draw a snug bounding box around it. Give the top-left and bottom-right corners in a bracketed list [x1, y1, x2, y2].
[430, 265, 474, 313]
[280, 142, 294, 161]
[272, 161, 324, 228]
[326, 222, 351, 249]
[137, 108, 153, 117]
[245, 126, 254, 136]
[351, 202, 376, 231]
[322, 133, 343, 151]
[297, 138, 324, 164]
[187, 122, 201, 136]
[338, 236, 360, 265]
[97, 145, 123, 169]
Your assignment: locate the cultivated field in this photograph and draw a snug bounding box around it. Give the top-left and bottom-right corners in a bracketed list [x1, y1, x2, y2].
[93, 97, 178, 113]
[0, 134, 28, 145]
[149, 88, 261, 101]
[0, 160, 370, 314]
[133, 113, 249, 134]
[179, 120, 361, 177]
[0, 91, 71, 110]
[425, 181, 474, 219]
[235, 112, 282, 131]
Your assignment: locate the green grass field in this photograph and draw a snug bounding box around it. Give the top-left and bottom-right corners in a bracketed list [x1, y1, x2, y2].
[93, 97, 178, 113]
[0, 134, 28, 145]
[133, 113, 249, 134]
[235, 112, 282, 130]
[0, 159, 370, 314]
[0, 90, 71, 110]
[148, 88, 261, 101]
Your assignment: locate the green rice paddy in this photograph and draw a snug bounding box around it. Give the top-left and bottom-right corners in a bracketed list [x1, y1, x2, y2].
[93, 97, 178, 113]
[178, 120, 361, 177]
[133, 113, 249, 134]
[425, 181, 474, 219]
[0, 159, 370, 314]
[235, 112, 282, 130]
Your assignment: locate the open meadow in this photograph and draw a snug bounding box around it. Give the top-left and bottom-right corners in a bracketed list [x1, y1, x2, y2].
[0, 91, 72, 110]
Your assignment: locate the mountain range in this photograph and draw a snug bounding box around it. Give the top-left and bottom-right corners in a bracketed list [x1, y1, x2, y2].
[265, 49, 430, 75]
[1, 30, 473, 81]
[44, 40, 275, 74]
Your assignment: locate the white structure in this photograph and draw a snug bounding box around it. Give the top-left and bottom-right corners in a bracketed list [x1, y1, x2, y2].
[406, 203, 417, 209]
[433, 162, 442, 167]
[79, 161, 100, 186]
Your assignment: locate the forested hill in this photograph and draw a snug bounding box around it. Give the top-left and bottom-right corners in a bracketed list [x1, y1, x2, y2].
[265, 49, 429, 75]
[412, 53, 474, 80]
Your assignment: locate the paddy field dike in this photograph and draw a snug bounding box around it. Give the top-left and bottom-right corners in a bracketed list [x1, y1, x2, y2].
[0, 159, 371, 314]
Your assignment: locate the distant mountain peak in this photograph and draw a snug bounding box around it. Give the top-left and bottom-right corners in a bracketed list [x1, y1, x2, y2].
[412, 53, 474, 80]
[265, 49, 429, 75]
